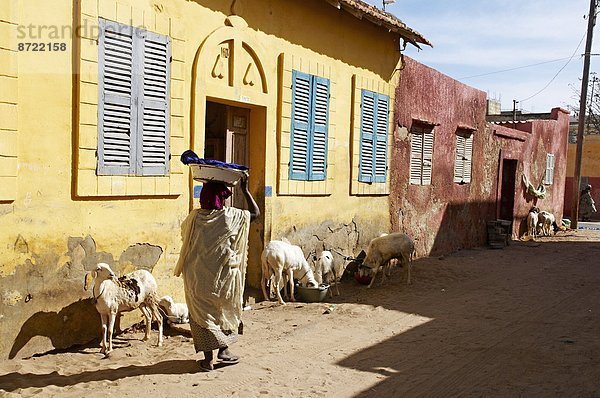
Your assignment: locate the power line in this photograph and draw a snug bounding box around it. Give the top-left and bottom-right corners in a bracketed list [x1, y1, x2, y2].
[518, 31, 587, 103]
[458, 57, 574, 80]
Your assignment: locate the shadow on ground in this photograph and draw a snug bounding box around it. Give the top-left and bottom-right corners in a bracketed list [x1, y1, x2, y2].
[327, 236, 600, 396]
[0, 359, 200, 391]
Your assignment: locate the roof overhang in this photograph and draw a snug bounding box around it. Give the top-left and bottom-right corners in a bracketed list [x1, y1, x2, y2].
[324, 0, 432, 49]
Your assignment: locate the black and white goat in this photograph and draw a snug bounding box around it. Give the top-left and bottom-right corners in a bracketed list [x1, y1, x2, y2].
[84, 263, 163, 356]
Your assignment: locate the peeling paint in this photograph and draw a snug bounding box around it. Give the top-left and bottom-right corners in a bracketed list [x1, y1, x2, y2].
[119, 244, 163, 272]
[2, 291, 23, 306]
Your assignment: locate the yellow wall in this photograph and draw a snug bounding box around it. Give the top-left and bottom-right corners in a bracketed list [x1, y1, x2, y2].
[0, 0, 403, 358]
[566, 134, 600, 177]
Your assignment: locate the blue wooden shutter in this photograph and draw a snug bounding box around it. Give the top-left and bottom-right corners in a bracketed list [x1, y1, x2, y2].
[373, 94, 389, 183]
[290, 70, 311, 180]
[359, 90, 375, 183]
[98, 19, 136, 175]
[309, 76, 329, 181]
[139, 30, 170, 176]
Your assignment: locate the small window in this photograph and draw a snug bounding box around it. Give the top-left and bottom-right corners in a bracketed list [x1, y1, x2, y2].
[290, 70, 330, 181]
[358, 90, 389, 183]
[409, 124, 434, 185]
[97, 19, 171, 176]
[453, 130, 474, 184]
[544, 153, 555, 185]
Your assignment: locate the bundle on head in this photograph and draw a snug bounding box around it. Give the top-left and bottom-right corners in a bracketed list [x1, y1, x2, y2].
[84, 262, 163, 356]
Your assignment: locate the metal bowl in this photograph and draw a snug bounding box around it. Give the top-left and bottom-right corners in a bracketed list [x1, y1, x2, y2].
[297, 284, 329, 302]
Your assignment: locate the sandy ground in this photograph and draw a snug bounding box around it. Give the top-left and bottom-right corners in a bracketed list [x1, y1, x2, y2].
[1, 229, 600, 397]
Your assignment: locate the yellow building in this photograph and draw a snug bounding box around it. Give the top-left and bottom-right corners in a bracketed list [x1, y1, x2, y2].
[564, 133, 600, 217]
[0, 0, 428, 358]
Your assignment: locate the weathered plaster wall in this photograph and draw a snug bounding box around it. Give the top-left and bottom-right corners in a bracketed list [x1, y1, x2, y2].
[491, 108, 570, 236]
[391, 57, 493, 256]
[392, 58, 569, 255]
[0, 0, 406, 358]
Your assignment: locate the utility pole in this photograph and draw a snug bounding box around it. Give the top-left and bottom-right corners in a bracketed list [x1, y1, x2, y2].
[571, 0, 597, 229]
[587, 73, 598, 134]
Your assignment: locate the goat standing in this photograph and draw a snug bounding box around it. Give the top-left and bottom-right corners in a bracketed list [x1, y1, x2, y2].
[85, 263, 163, 356]
[361, 233, 415, 288]
[314, 250, 344, 297]
[261, 240, 318, 305]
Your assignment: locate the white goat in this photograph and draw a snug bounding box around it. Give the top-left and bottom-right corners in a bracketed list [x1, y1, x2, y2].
[314, 250, 344, 297]
[361, 233, 415, 288]
[158, 295, 189, 325]
[537, 211, 556, 237]
[261, 240, 318, 305]
[526, 207, 540, 239]
[85, 263, 163, 356]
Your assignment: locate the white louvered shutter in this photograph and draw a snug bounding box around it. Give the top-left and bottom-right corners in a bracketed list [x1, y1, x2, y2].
[545, 153, 555, 184]
[463, 134, 473, 183]
[98, 20, 135, 175]
[422, 130, 434, 185]
[310, 76, 329, 181]
[454, 134, 465, 183]
[409, 129, 423, 185]
[374, 94, 389, 183]
[359, 90, 375, 183]
[290, 71, 311, 180]
[139, 30, 170, 175]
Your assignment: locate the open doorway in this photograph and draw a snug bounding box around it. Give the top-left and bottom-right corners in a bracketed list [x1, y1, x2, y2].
[499, 159, 517, 221]
[205, 101, 250, 209]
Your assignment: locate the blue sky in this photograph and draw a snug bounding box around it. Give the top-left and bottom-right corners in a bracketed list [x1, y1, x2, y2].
[364, 0, 599, 113]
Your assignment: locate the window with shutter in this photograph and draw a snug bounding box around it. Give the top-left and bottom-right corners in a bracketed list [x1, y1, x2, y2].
[453, 130, 474, 184]
[545, 153, 555, 185]
[98, 19, 170, 176]
[359, 89, 389, 184]
[409, 124, 434, 185]
[290, 70, 329, 181]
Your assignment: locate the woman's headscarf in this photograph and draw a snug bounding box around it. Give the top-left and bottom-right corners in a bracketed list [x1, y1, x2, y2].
[200, 181, 232, 210]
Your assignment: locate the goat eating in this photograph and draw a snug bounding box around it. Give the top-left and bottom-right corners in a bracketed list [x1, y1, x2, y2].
[361, 233, 415, 288]
[260, 239, 318, 305]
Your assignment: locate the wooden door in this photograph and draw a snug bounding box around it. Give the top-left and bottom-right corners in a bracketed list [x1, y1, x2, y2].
[499, 159, 517, 221]
[226, 106, 249, 208]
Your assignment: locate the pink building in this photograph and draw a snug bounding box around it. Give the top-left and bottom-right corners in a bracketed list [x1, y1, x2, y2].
[391, 57, 569, 256]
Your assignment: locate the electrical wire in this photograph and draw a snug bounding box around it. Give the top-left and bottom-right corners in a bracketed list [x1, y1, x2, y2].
[458, 57, 574, 80]
[518, 30, 587, 103]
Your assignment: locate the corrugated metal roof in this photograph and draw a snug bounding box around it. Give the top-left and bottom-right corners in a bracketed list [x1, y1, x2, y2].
[323, 0, 431, 48]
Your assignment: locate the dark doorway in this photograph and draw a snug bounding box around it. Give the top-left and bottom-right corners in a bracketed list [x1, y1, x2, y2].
[499, 159, 517, 221]
[204, 101, 250, 208]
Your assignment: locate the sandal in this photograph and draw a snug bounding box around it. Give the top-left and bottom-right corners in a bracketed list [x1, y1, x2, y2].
[198, 360, 213, 372]
[218, 356, 239, 365]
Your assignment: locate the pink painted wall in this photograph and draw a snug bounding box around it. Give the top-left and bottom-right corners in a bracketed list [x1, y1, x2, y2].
[391, 57, 570, 256]
[491, 110, 570, 236]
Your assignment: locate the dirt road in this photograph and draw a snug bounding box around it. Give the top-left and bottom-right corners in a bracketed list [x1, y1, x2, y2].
[1, 229, 599, 397]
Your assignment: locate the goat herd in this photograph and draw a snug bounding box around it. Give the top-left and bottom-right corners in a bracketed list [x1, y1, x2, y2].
[525, 207, 561, 240]
[83, 232, 415, 356]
